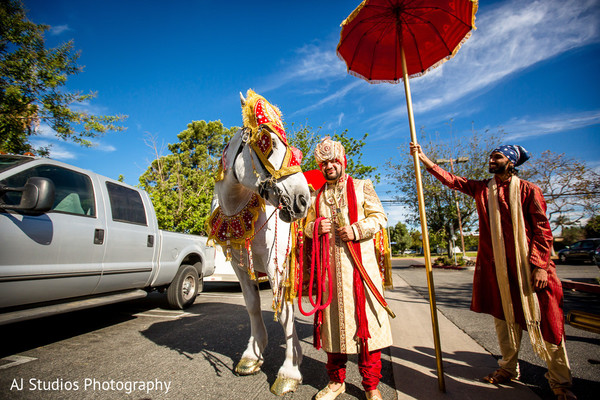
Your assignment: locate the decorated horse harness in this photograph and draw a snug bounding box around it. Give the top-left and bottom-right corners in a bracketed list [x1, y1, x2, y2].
[206, 90, 304, 318]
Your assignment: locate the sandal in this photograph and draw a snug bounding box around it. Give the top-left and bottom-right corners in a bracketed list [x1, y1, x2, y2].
[553, 388, 577, 400]
[315, 382, 345, 400]
[366, 389, 383, 400]
[482, 368, 513, 384]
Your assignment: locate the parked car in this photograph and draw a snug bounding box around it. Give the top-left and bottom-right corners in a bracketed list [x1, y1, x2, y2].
[594, 245, 600, 267]
[205, 246, 239, 283]
[0, 154, 216, 325]
[557, 238, 600, 264]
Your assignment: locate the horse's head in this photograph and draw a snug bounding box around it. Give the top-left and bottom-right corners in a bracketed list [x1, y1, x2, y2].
[219, 91, 310, 223]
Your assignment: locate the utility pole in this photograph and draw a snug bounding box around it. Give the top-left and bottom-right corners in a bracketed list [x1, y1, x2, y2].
[435, 157, 468, 257]
[387, 213, 392, 256]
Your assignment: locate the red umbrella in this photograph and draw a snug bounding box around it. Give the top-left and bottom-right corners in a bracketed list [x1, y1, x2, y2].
[337, 0, 477, 82]
[337, 0, 478, 392]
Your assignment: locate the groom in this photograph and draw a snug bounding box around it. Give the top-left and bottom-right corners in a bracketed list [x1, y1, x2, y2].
[304, 137, 392, 400]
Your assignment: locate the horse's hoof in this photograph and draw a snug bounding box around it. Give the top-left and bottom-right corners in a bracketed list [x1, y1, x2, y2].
[234, 358, 263, 376]
[270, 376, 300, 396]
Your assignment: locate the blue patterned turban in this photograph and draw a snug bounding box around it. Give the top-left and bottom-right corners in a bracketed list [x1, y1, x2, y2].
[491, 145, 530, 167]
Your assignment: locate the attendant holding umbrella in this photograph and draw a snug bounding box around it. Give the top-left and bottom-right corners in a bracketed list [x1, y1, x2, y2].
[410, 142, 576, 400]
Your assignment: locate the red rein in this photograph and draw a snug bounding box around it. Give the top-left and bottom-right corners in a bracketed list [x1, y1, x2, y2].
[297, 217, 332, 317]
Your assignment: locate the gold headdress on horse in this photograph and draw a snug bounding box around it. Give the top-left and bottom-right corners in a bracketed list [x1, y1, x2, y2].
[240, 89, 302, 179]
[241, 89, 286, 140]
[208, 90, 302, 261]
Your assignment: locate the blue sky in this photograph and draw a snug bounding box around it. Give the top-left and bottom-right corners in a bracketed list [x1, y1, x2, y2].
[23, 0, 600, 226]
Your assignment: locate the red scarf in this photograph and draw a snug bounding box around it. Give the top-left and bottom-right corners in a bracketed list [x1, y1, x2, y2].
[316, 175, 370, 354]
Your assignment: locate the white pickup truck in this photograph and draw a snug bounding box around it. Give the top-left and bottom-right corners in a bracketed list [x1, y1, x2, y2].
[0, 154, 215, 325]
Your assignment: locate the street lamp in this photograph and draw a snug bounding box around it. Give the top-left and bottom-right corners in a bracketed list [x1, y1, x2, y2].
[435, 156, 469, 258]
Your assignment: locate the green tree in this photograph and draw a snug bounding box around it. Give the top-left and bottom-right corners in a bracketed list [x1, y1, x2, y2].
[0, 0, 126, 155]
[585, 215, 600, 238]
[561, 226, 585, 246]
[288, 123, 380, 182]
[409, 230, 423, 253]
[520, 150, 600, 231]
[463, 233, 479, 251]
[388, 221, 412, 255]
[139, 120, 236, 235]
[386, 124, 505, 256]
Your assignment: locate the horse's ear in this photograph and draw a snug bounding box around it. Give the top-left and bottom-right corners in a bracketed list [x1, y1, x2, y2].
[240, 92, 246, 107]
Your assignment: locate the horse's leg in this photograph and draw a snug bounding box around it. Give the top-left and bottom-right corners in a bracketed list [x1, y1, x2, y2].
[232, 258, 268, 376]
[269, 221, 303, 395]
[270, 291, 303, 395]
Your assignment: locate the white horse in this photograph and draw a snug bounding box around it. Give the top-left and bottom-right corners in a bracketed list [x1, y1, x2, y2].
[211, 93, 310, 395]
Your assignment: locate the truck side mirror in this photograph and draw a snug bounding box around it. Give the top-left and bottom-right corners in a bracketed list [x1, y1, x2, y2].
[0, 177, 55, 212]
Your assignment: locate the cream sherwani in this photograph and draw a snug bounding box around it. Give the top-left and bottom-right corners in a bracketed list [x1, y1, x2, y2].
[305, 176, 393, 354]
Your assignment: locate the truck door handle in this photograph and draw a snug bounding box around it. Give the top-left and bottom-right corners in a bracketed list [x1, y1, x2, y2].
[147, 235, 154, 247]
[94, 229, 105, 245]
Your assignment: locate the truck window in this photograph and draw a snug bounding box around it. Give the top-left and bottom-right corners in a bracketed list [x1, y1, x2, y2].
[106, 182, 147, 225]
[0, 155, 33, 172]
[0, 165, 96, 216]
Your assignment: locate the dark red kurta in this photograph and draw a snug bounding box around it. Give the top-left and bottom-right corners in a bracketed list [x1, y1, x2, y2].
[428, 165, 564, 345]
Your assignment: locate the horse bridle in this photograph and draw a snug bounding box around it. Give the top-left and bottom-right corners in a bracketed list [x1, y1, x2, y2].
[231, 126, 297, 214]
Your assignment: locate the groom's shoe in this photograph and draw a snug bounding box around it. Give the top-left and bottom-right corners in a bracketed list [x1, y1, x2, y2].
[315, 382, 345, 400]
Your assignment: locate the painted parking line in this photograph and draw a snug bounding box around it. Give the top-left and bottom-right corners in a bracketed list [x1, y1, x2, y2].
[200, 293, 244, 299]
[132, 308, 192, 319]
[0, 355, 37, 370]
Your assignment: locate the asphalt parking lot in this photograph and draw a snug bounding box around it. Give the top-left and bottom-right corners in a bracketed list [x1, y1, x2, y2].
[0, 280, 396, 399]
[0, 259, 598, 399]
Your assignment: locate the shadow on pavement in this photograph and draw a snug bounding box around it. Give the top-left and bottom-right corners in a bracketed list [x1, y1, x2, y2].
[140, 300, 396, 399]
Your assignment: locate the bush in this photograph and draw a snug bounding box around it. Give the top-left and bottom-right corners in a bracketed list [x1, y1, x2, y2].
[434, 255, 467, 267]
[435, 256, 452, 266]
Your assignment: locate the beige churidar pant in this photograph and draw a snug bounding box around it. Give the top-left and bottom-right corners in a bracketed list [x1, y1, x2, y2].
[494, 318, 572, 389]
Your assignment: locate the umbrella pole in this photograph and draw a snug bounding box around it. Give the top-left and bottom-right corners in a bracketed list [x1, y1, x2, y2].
[400, 47, 446, 393]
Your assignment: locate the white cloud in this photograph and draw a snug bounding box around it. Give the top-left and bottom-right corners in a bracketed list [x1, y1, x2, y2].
[382, 203, 411, 228]
[29, 139, 76, 160]
[245, 0, 600, 147]
[277, 0, 599, 124]
[409, 0, 600, 112]
[291, 43, 347, 82]
[92, 142, 117, 152]
[49, 24, 70, 36]
[290, 80, 362, 116]
[31, 123, 117, 158]
[261, 42, 347, 94]
[70, 100, 109, 116]
[503, 110, 600, 140]
[34, 123, 59, 139]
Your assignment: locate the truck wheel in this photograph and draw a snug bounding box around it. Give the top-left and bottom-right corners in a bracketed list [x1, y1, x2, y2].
[167, 264, 199, 309]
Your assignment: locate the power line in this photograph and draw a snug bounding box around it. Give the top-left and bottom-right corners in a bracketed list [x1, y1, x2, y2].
[543, 191, 600, 198]
[381, 191, 600, 203]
